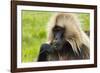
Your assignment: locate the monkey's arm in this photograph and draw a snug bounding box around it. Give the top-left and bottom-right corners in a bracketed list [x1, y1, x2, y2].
[37, 44, 51, 61]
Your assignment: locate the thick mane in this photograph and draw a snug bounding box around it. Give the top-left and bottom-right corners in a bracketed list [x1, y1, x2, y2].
[47, 13, 90, 55]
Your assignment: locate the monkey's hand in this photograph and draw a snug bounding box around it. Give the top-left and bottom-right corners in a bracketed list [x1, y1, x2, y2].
[50, 42, 62, 51]
[39, 43, 56, 54]
[38, 44, 52, 61]
[38, 43, 59, 61]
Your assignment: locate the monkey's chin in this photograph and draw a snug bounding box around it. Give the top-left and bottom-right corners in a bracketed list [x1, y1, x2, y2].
[51, 43, 64, 51]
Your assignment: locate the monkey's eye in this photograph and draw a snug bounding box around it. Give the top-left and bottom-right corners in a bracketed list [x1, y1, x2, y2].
[53, 28, 60, 32]
[53, 26, 64, 32]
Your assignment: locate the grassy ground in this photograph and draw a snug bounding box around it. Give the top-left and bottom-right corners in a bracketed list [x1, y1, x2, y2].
[22, 11, 90, 63]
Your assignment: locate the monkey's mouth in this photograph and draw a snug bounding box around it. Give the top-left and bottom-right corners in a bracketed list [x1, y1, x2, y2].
[51, 39, 66, 50]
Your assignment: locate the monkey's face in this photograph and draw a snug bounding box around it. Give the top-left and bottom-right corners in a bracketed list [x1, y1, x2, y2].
[52, 26, 66, 49]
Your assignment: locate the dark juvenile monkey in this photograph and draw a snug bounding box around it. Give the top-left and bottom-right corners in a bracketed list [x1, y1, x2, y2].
[38, 13, 90, 61]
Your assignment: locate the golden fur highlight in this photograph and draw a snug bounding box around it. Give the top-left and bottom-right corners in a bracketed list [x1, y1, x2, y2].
[46, 13, 90, 58]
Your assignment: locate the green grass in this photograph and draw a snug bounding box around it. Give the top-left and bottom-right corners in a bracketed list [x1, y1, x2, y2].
[77, 13, 90, 31]
[22, 11, 52, 62]
[22, 11, 90, 63]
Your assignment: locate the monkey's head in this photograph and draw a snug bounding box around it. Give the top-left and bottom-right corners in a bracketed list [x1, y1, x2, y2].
[47, 13, 89, 54]
[51, 25, 66, 49]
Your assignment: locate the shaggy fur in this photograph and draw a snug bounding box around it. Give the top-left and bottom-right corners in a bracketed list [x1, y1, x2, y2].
[46, 13, 90, 59]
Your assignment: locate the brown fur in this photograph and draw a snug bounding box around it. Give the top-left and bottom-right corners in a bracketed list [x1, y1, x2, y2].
[46, 13, 90, 60]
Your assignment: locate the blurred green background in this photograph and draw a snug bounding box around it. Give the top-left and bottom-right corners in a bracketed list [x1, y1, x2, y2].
[22, 10, 90, 63]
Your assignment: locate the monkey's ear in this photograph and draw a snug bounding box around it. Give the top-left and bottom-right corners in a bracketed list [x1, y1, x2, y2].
[80, 44, 90, 59]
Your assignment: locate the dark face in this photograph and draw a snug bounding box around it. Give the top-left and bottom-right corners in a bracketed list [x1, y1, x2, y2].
[52, 26, 65, 49]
